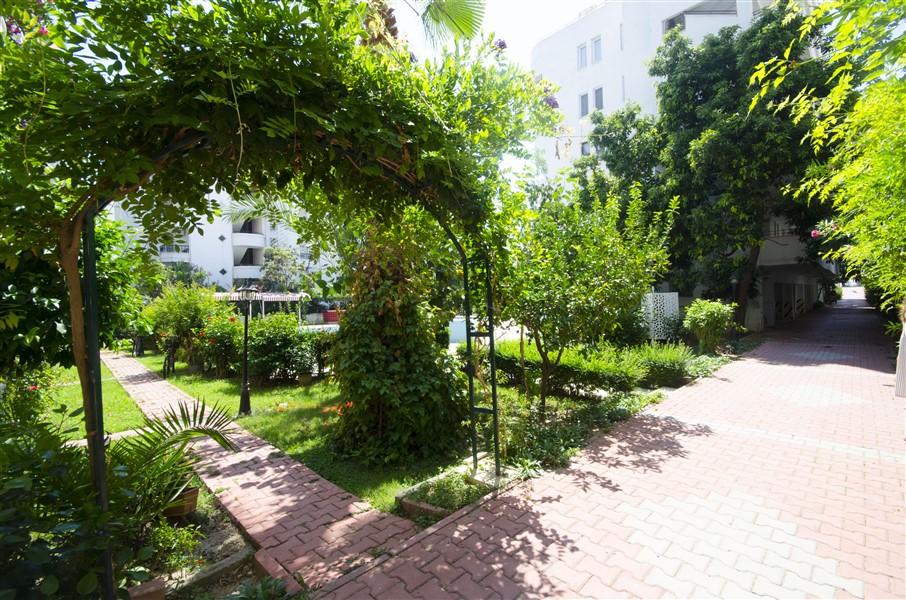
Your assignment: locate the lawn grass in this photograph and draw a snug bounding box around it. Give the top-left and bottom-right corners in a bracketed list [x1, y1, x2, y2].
[50, 363, 147, 439]
[136, 353, 461, 513]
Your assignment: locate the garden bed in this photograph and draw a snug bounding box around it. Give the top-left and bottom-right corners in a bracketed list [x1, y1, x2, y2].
[148, 479, 254, 594]
[396, 470, 493, 526]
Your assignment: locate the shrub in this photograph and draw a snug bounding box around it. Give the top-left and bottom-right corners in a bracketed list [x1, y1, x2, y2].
[249, 313, 314, 382]
[332, 236, 467, 464]
[492, 340, 647, 396]
[144, 285, 222, 363]
[0, 366, 56, 423]
[310, 330, 335, 378]
[194, 311, 242, 377]
[246, 313, 313, 384]
[682, 299, 738, 353]
[148, 521, 202, 575]
[630, 342, 694, 388]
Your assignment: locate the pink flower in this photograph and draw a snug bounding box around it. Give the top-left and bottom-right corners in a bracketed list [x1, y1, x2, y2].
[810, 229, 821, 239]
[38, 26, 48, 36]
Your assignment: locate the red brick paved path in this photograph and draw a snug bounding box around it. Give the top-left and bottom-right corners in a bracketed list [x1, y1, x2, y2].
[321, 289, 905, 599]
[101, 353, 417, 590]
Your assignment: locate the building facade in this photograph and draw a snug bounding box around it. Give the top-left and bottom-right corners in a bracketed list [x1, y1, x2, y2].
[110, 191, 333, 291]
[531, 0, 834, 332]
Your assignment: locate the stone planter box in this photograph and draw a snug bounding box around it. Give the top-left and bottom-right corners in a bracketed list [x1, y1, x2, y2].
[305, 312, 324, 325]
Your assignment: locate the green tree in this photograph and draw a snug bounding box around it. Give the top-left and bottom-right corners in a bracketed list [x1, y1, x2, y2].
[165, 262, 212, 289]
[260, 246, 312, 293]
[332, 225, 467, 464]
[644, 8, 832, 322]
[501, 184, 676, 411]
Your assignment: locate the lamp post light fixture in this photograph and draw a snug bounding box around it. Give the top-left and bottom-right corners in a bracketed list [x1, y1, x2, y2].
[237, 286, 257, 416]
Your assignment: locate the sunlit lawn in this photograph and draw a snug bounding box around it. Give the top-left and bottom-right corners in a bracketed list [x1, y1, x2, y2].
[136, 353, 461, 512]
[51, 363, 147, 440]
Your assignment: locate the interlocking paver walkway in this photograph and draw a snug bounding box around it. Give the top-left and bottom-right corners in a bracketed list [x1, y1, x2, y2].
[101, 353, 417, 590]
[321, 289, 905, 599]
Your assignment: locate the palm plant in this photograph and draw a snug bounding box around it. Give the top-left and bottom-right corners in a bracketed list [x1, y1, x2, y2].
[368, 0, 486, 46]
[107, 400, 237, 523]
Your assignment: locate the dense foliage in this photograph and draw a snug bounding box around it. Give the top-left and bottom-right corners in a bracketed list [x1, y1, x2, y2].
[0, 218, 158, 376]
[683, 299, 739, 353]
[752, 1, 906, 309]
[501, 185, 676, 407]
[0, 383, 236, 595]
[144, 285, 225, 364]
[332, 230, 467, 464]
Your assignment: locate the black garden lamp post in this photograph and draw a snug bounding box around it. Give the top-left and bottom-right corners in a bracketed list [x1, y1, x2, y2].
[237, 286, 257, 415]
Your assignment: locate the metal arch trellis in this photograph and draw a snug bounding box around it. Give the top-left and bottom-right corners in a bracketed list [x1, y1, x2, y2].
[434, 220, 501, 478]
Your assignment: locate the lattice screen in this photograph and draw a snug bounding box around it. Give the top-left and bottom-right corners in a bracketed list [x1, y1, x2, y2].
[642, 292, 680, 340]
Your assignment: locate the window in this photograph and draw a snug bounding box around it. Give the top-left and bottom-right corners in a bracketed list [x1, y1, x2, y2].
[594, 87, 604, 110]
[663, 13, 685, 34]
[591, 36, 602, 63]
[579, 93, 589, 118]
[577, 44, 587, 69]
[581, 142, 591, 156]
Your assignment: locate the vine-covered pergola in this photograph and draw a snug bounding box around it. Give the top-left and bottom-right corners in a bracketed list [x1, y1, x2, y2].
[0, 1, 556, 595]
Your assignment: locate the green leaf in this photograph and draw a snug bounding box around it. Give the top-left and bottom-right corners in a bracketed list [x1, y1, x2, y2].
[40, 575, 59, 595]
[76, 572, 98, 596]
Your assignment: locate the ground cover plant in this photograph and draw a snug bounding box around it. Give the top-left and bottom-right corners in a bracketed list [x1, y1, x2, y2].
[407, 471, 492, 513]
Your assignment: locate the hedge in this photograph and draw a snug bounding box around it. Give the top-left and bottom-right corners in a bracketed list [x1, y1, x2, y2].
[464, 339, 698, 395]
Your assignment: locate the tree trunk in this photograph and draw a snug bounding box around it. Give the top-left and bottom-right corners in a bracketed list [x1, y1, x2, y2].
[58, 213, 102, 478]
[734, 245, 761, 328]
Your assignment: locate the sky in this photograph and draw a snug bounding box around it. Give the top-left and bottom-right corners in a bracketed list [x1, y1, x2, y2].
[391, 0, 601, 69]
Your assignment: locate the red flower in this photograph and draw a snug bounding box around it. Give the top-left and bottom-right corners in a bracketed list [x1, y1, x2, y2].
[229, 316, 236, 323]
[198, 330, 206, 337]
[345, 401, 353, 409]
[28, 385, 39, 391]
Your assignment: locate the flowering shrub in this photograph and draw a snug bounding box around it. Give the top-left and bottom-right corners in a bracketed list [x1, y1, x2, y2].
[143, 285, 222, 364]
[194, 312, 242, 377]
[331, 236, 467, 464]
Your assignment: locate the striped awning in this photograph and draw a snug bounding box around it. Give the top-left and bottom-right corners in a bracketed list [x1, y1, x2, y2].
[214, 292, 310, 302]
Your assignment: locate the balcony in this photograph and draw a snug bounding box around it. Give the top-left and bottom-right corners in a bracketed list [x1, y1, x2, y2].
[232, 232, 265, 249]
[233, 265, 262, 279]
[157, 243, 189, 264]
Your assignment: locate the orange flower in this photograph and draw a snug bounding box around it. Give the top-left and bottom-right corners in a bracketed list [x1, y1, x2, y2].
[345, 401, 353, 409]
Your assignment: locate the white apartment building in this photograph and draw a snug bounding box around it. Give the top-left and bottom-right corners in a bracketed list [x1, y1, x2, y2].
[111, 191, 332, 291]
[532, 0, 767, 174]
[531, 0, 835, 332]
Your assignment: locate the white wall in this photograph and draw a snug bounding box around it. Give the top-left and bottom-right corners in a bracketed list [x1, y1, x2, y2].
[531, 1, 757, 177]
